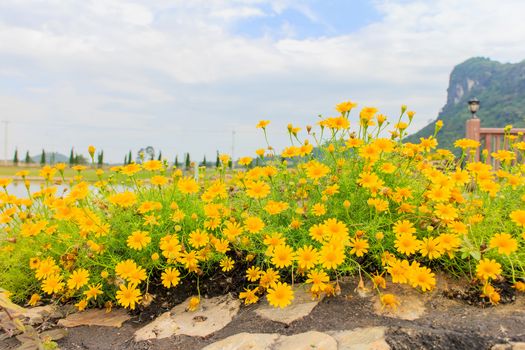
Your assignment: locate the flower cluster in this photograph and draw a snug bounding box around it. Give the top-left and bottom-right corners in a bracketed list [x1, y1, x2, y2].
[1, 100, 524, 313]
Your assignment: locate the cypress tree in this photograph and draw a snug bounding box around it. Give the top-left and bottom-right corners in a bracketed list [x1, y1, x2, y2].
[97, 151, 104, 168]
[185, 153, 191, 170]
[215, 151, 220, 168]
[13, 149, 18, 165]
[25, 151, 31, 164]
[202, 155, 207, 167]
[174, 155, 179, 168]
[69, 148, 74, 166]
[40, 149, 46, 165]
[128, 150, 132, 164]
[158, 151, 162, 161]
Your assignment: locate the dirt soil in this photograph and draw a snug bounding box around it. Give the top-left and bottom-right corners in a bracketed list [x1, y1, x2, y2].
[2, 276, 525, 350]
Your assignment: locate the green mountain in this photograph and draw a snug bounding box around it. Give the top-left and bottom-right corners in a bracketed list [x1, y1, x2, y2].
[406, 57, 525, 150]
[31, 152, 69, 164]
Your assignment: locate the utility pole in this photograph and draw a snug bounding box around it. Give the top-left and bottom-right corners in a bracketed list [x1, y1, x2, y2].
[2, 121, 9, 166]
[231, 129, 235, 168]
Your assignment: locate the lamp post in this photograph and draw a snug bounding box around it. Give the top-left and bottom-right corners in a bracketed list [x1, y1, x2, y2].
[466, 98, 481, 161]
[468, 98, 480, 119]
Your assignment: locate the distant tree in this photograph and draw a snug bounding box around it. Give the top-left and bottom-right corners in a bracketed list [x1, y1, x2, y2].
[128, 150, 132, 164]
[69, 148, 75, 166]
[97, 151, 104, 168]
[158, 151, 162, 161]
[75, 154, 87, 165]
[50, 152, 55, 165]
[185, 153, 191, 170]
[124, 154, 128, 165]
[174, 155, 179, 168]
[25, 151, 31, 164]
[215, 151, 220, 168]
[13, 149, 18, 165]
[201, 155, 207, 167]
[40, 149, 46, 165]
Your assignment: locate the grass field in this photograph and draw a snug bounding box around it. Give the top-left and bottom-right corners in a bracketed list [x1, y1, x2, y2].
[0, 165, 107, 182]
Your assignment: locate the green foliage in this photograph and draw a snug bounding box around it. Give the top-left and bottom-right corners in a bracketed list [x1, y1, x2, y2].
[40, 150, 46, 165]
[97, 151, 104, 168]
[185, 153, 191, 169]
[24, 151, 31, 164]
[13, 149, 18, 165]
[407, 57, 525, 151]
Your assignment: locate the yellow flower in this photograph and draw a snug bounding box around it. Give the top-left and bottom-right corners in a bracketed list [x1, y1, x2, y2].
[259, 268, 280, 289]
[35, 258, 59, 281]
[28, 294, 41, 306]
[115, 259, 138, 280]
[296, 245, 319, 270]
[393, 220, 416, 236]
[335, 100, 357, 113]
[434, 203, 458, 221]
[513, 281, 525, 292]
[305, 161, 330, 180]
[349, 237, 369, 257]
[489, 233, 518, 256]
[87, 145, 96, 157]
[127, 231, 151, 250]
[84, 284, 103, 301]
[264, 200, 289, 215]
[244, 216, 265, 234]
[238, 157, 253, 166]
[271, 245, 294, 268]
[311, 203, 326, 216]
[189, 229, 209, 248]
[67, 268, 90, 290]
[476, 258, 502, 281]
[418, 237, 444, 260]
[319, 243, 345, 270]
[42, 275, 64, 295]
[239, 287, 259, 305]
[177, 177, 199, 194]
[266, 282, 294, 308]
[246, 266, 262, 282]
[161, 268, 181, 288]
[188, 296, 200, 311]
[395, 233, 419, 256]
[143, 160, 163, 171]
[245, 180, 271, 199]
[151, 175, 168, 186]
[481, 283, 500, 305]
[116, 284, 142, 310]
[76, 299, 88, 311]
[380, 294, 400, 310]
[306, 270, 329, 293]
[256, 120, 270, 129]
[220, 257, 235, 272]
[408, 265, 436, 292]
[510, 210, 525, 228]
[386, 259, 410, 284]
[121, 163, 141, 176]
[108, 191, 137, 208]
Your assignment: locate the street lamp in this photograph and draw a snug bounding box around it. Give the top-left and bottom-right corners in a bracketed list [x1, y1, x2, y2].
[468, 98, 480, 119]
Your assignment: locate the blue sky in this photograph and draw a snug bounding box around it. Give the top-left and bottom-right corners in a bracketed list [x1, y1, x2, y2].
[233, 1, 381, 39]
[1, 0, 525, 163]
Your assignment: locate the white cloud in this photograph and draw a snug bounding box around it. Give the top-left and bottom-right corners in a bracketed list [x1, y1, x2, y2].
[1, 0, 525, 162]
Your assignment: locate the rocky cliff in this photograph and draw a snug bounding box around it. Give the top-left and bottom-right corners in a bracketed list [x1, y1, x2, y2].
[406, 57, 525, 150]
